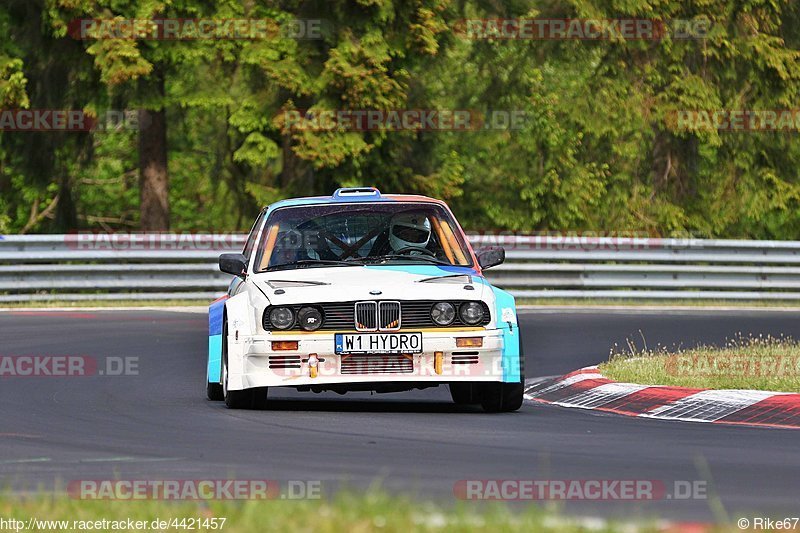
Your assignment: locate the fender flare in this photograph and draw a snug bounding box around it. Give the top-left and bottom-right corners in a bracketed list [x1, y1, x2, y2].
[491, 286, 521, 383]
[222, 292, 256, 391]
[207, 296, 228, 384]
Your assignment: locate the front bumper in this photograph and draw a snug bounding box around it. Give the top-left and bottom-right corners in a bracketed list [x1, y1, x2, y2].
[225, 328, 511, 390]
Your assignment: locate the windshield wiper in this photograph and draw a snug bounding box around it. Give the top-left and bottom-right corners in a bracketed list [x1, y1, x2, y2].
[360, 254, 453, 266]
[265, 259, 364, 271]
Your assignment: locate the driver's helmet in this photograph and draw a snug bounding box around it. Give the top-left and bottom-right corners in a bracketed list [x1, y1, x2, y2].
[389, 213, 431, 252]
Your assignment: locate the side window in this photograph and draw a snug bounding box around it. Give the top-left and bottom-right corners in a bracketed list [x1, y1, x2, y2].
[242, 211, 265, 260]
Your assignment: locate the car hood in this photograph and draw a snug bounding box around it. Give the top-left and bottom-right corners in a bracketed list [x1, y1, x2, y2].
[250, 264, 487, 305]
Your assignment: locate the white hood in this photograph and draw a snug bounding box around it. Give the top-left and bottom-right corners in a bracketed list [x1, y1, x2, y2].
[250, 265, 487, 305]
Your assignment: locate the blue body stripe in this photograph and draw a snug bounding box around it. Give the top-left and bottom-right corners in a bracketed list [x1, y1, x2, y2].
[491, 287, 521, 382]
[209, 298, 225, 335]
[363, 264, 478, 276]
[264, 195, 396, 214]
[207, 297, 227, 383]
[208, 335, 222, 382]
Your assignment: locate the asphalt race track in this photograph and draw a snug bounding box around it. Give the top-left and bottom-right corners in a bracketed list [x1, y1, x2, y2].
[1, 308, 798, 522]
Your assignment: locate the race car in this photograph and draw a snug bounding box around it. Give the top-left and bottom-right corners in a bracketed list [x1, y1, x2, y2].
[206, 187, 524, 412]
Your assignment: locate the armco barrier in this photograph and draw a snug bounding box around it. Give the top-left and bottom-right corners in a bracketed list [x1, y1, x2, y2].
[3, 234, 800, 302]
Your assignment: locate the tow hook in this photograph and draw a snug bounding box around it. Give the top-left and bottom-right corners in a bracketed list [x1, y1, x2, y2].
[308, 354, 319, 378]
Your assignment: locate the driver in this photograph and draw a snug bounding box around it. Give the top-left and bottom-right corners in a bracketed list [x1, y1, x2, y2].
[389, 213, 431, 253]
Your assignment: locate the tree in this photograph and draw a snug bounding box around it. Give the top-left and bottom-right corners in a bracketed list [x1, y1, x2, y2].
[2, 0, 800, 238]
[46, 0, 255, 230]
[1, 0, 103, 233]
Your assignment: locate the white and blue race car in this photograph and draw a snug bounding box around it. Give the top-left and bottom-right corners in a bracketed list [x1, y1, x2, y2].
[206, 187, 523, 412]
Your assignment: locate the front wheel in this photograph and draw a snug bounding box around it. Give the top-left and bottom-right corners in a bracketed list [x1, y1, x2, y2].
[223, 355, 268, 409]
[449, 383, 479, 405]
[224, 386, 268, 410]
[222, 321, 268, 410]
[207, 347, 224, 401]
[480, 325, 526, 412]
[479, 382, 524, 413]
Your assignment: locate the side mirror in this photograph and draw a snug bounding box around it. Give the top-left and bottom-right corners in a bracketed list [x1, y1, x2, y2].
[476, 246, 505, 270]
[219, 253, 248, 277]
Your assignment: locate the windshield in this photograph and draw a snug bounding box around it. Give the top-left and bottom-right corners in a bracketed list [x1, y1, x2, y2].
[253, 202, 473, 272]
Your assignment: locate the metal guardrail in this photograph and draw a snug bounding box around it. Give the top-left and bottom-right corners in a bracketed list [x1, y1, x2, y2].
[3, 234, 800, 302]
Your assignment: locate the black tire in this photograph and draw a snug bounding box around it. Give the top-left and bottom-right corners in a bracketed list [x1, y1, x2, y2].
[480, 329, 526, 412]
[207, 381, 223, 401]
[479, 382, 524, 413]
[225, 386, 269, 410]
[222, 319, 268, 410]
[479, 325, 526, 412]
[449, 383, 479, 405]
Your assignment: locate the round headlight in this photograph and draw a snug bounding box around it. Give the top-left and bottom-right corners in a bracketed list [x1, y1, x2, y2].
[431, 302, 456, 326]
[297, 306, 323, 331]
[459, 302, 484, 325]
[269, 307, 295, 330]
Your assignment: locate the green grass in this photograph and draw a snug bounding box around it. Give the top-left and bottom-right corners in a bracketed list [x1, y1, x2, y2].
[600, 335, 800, 392]
[0, 490, 671, 533]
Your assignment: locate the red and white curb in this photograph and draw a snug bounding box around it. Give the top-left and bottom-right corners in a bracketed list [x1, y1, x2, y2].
[524, 366, 800, 429]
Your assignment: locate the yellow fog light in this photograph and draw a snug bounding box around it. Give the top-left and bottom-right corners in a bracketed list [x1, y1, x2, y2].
[434, 351, 443, 375]
[456, 337, 483, 348]
[272, 340, 299, 351]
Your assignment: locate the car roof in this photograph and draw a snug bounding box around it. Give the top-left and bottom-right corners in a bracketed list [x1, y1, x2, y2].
[264, 188, 448, 212]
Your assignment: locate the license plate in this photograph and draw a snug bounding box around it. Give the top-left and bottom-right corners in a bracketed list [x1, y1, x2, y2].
[335, 333, 423, 354]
